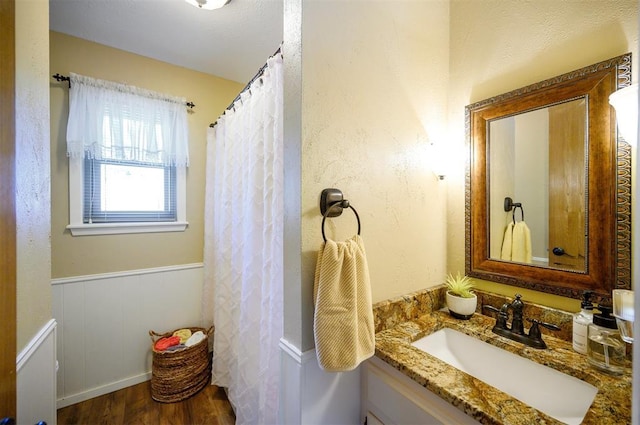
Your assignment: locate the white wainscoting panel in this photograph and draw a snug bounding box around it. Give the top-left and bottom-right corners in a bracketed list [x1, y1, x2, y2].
[279, 338, 361, 425]
[17, 319, 57, 425]
[52, 264, 204, 408]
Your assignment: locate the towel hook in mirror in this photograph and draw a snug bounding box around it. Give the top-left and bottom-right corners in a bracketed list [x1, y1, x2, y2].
[503, 196, 521, 212]
[504, 197, 524, 223]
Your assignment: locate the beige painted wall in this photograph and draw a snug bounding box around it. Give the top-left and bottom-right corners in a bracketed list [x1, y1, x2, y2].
[290, 0, 450, 350]
[447, 0, 639, 311]
[50, 32, 243, 278]
[16, 0, 52, 350]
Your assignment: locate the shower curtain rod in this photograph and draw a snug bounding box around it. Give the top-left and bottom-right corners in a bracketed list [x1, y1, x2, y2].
[209, 45, 282, 128]
[51, 74, 196, 108]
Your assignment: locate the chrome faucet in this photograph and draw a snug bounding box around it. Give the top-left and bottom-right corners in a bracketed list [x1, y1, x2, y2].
[483, 294, 560, 349]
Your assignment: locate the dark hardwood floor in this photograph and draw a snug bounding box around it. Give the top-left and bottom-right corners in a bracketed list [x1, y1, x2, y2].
[57, 381, 235, 425]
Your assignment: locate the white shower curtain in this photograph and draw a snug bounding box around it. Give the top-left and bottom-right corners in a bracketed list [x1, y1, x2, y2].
[202, 53, 283, 424]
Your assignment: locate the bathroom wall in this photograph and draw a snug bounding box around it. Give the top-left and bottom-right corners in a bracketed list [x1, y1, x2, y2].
[16, 0, 51, 355]
[513, 111, 549, 261]
[49, 31, 243, 278]
[296, 0, 451, 350]
[15, 0, 56, 423]
[447, 0, 639, 310]
[281, 2, 450, 422]
[489, 111, 549, 261]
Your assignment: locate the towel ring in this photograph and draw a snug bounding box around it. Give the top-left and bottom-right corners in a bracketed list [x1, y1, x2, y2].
[321, 201, 361, 242]
[513, 205, 524, 223]
[504, 197, 524, 223]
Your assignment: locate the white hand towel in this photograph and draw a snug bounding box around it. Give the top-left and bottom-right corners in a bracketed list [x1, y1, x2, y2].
[511, 221, 532, 264]
[313, 234, 375, 372]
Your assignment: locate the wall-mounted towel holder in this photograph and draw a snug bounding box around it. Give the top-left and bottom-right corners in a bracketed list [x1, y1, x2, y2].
[320, 188, 361, 242]
[504, 196, 525, 223]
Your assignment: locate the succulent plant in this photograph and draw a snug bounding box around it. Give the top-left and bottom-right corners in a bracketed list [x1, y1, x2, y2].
[445, 272, 475, 298]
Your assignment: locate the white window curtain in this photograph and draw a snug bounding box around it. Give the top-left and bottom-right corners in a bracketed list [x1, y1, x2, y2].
[202, 52, 283, 425]
[66, 72, 190, 167]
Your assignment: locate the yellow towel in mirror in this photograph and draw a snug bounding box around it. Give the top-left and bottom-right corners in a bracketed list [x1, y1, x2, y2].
[501, 221, 532, 263]
[511, 221, 532, 263]
[500, 222, 514, 261]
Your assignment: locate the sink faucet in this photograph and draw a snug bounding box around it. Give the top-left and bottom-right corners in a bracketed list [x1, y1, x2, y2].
[483, 294, 560, 349]
[508, 294, 525, 335]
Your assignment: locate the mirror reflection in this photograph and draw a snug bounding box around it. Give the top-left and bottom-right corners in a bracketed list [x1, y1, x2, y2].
[488, 98, 587, 272]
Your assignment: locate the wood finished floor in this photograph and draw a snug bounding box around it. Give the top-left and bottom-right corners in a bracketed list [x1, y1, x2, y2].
[57, 381, 235, 425]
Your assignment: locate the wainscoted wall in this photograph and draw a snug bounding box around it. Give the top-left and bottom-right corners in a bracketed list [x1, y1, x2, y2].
[52, 264, 204, 408]
[279, 339, 361, 424]
[17, 319, 57, 425]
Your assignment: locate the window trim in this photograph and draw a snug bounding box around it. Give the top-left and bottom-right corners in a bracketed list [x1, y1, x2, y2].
[67, 156, 188, 236]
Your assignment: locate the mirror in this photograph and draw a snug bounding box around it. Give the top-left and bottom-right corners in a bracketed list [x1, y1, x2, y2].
[466, 53, 632, 301]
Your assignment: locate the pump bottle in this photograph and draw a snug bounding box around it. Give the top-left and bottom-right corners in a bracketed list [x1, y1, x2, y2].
[572, 290, 594, 354]
[587, 305, 625, 375]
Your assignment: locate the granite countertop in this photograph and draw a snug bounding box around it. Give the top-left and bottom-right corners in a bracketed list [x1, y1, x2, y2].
[374, 307, 632, 424]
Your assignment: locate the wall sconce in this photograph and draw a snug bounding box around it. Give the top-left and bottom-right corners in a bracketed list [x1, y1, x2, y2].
[184, 0, 231, 10]
[429, 142, 448, 180]
[609, 83, 638, 146]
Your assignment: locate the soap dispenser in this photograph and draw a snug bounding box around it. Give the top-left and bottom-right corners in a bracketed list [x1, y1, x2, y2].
[587, 305, 625, 375]
[572, 290, 593, 354]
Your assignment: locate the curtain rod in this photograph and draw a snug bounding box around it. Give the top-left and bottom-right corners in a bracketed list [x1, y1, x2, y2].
[51, 74, 196, 109]
[209, 45, 282, 128]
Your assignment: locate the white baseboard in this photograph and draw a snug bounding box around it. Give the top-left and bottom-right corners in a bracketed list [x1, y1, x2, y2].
[56, 372, 151, 409]
[17, 319, 57, 425]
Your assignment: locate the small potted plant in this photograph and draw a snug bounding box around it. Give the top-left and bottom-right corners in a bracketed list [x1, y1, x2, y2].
[445, 272, 477, 320]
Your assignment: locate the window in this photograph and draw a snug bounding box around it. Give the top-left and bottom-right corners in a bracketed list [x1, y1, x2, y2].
[65, 72, 189, 236]
[83, 158, 176, 223]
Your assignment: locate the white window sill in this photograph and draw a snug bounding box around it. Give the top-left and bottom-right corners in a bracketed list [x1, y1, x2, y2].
[67, 221, 189, 236]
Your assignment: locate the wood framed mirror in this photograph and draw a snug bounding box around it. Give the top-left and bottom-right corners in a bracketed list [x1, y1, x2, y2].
[465, 53, 632, 301]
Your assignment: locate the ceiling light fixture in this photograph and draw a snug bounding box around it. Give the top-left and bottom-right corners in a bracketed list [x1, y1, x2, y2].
[184, 0, 231, 10]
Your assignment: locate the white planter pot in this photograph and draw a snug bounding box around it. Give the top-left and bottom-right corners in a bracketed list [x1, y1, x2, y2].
[446, 291, 477, 320]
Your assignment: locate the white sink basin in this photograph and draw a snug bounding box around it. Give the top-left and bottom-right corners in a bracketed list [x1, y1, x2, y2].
[412, 328, 597, 425]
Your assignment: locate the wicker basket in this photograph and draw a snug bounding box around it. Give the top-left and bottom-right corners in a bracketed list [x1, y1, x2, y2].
[149, 326, 214, 403]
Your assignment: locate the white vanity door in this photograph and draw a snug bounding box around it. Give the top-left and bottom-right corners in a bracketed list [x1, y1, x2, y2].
[362, 356, 480, 425]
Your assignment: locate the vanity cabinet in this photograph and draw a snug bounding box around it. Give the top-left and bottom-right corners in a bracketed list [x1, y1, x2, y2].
[362, 357, 480, 425]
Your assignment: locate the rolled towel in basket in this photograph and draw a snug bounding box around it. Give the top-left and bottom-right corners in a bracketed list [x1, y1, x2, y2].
[173, 328, 192, 344]
[155, 335, 181, 351]
[185, 331, 206, 347]
[165, 344, 187, 352]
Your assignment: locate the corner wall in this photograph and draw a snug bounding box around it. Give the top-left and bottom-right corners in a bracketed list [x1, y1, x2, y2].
[281, 1, 450, 423]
